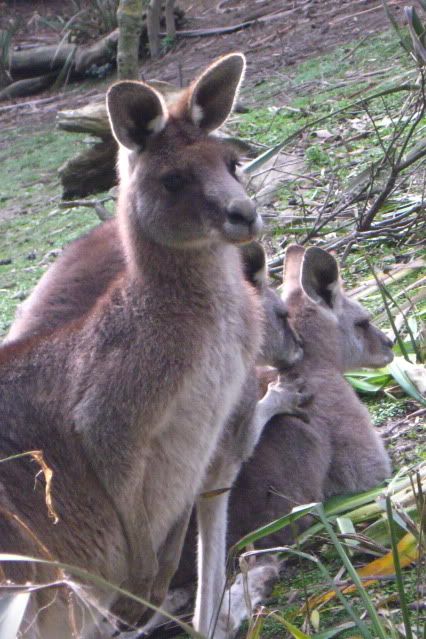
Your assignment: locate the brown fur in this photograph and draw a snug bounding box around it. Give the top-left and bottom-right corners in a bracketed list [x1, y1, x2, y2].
[227, 245, 393, 549]
[5, 224, 305, 635]
[0, 54, 265, 638]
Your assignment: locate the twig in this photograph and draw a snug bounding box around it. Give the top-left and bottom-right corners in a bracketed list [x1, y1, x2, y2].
[59, 197, 114, 221]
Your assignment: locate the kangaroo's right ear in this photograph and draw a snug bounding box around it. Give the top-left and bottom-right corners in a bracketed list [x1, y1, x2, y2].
[106, 81, 168, 151]
[187, 53, 246, 132]
[239, 241, 267, 290]
[301, 247, 340, 308]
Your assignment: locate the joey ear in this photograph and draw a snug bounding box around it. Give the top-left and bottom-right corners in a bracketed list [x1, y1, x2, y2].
[282, 244, 305, 292]
[301, 247, 340, 308]
[188, 53, 246, 132]
[239, 241, 267, 289]
[106, 81, 168, 151]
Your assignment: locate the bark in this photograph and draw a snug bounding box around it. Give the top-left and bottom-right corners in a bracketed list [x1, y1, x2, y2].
[57, 101, 111, 138]
[0, 72, 57, 100]
[165, 0, 176, 39]
[116, 0, 144, 80]
[59, 139, 118, 199]
[9, 31, 119, 79]
[147, 0, 162, 58]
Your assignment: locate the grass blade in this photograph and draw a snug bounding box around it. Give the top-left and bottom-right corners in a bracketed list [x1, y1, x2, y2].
[0, 593, 30, 639]
[313, 504, 388, 639]
[385, 497, 414, 639]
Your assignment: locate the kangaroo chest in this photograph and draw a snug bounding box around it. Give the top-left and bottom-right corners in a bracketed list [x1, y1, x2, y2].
[141, 302, 256, 550]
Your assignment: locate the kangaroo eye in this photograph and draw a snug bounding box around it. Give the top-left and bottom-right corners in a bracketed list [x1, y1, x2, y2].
[356, 319, 370, 329]
[161, 172, 186, 192]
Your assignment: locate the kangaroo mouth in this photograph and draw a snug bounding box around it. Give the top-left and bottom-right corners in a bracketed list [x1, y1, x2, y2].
[221, 214, 263, 244]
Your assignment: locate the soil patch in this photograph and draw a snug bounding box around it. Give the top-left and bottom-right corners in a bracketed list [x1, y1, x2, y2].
[0, 0, 404, 130]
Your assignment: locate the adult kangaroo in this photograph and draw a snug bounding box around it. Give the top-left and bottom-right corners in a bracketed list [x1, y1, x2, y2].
[0, 54, 268, 638]
[5, 226, 307, 637]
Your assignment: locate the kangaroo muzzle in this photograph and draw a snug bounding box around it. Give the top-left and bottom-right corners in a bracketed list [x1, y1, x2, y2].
[223, 198, 263, 243]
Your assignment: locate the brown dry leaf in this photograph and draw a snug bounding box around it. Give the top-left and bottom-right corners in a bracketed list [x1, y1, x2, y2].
[30, 450, 59, 524]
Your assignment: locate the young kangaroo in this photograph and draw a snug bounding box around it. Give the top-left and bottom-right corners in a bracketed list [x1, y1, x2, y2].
[5, 228, 307, 636]
[0, 54, 272, 638]
[227, 245, 394, 553]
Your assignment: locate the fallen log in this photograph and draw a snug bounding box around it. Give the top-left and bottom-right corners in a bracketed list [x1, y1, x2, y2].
[59, 138, 118, 199]
[0, 72, 58, 101]
[9, 31, 119, 79]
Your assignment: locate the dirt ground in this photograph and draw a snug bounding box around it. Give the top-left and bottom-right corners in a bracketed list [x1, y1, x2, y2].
[0, 0, 405, 130]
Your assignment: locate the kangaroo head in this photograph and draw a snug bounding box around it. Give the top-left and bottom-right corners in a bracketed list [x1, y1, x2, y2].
[240, 242, 303, 369]
[282, 245, 394, 371]
[106, 54, 262, 252]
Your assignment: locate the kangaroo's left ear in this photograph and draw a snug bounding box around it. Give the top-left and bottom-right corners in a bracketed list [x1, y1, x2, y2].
[301, 247, 341, 308]
[187, 53, 246, 132]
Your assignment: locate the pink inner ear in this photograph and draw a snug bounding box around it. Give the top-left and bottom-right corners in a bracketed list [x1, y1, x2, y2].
[282, 246, 305, 289]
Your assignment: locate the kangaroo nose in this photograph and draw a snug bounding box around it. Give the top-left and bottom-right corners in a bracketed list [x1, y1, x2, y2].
[226, 198, 257, 226]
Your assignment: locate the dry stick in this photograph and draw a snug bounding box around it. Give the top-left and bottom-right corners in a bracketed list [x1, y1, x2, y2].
[59, 197, 114, 221]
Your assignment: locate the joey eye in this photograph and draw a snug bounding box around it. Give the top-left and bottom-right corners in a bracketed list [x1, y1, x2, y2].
[228, 158, 241, 177]
[161, 172, 186, 193]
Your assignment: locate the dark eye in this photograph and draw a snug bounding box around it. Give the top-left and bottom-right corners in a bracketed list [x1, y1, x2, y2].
[228, 158, 241, 177]
[356, 319, 370, 329]
[161, 172, 186, 192]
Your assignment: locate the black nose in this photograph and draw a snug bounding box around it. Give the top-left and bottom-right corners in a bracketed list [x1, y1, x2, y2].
[226, 198, 257, 226]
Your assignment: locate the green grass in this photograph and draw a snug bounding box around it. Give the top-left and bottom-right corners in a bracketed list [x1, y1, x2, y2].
[0, 128, 101, 335]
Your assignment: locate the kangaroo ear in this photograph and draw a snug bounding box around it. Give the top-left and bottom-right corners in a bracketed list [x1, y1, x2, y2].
[188, 53, 246, 132]
[281, 244, 305, 293]
[301, 247, 340, 308]
[106, 81, 168, 151]
[239, 241, 267, 289]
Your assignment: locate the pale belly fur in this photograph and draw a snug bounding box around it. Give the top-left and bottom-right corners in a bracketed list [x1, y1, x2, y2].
[142, 342, 247, 551]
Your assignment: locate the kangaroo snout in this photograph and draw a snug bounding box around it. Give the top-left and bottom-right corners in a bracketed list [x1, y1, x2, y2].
[223, 198, 263, 243]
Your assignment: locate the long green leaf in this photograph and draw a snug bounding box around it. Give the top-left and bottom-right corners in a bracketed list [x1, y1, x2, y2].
[389, 358, 426, 405]
[0, 593, 30, 639]
[232, 503, 318, 552]
[314, 622, 357, 639]
[313, 504, 388, 639]
[385, 497, 414, 639]
[268, 611, 311, 638]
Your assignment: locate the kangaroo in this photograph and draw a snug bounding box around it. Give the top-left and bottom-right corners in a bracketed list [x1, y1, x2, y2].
[227, 244, 394, 552]
[0, 54, 272, 639]
[5, 226, 307, 636]
[141, 246, 394, 639]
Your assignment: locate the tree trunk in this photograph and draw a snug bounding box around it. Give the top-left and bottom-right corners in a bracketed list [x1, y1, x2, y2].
[165, 0, 176, 39]
[116, 0, 144, 80]
[147, 0, 162, 58]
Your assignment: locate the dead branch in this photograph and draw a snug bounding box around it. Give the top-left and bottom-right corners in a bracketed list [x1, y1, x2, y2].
[59, 197, 115, 221]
